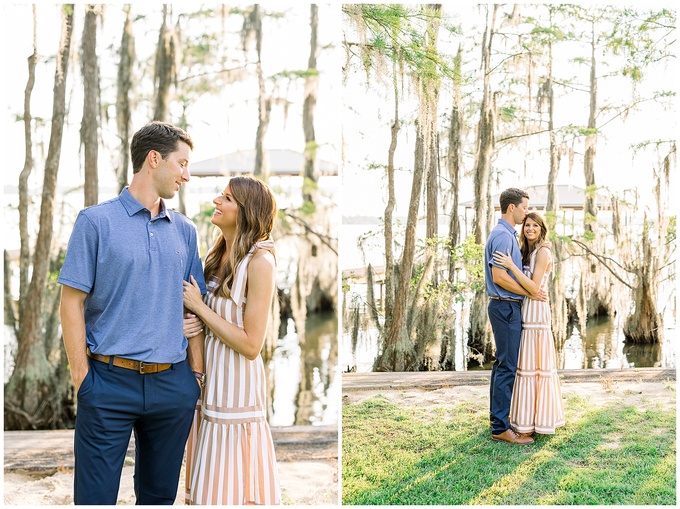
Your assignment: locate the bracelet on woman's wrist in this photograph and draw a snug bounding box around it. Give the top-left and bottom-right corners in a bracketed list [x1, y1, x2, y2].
[193, 371, 205, 387]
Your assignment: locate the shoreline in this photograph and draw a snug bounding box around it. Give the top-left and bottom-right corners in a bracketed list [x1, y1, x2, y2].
[342, 368, 676, 415]
[342, 367, 676, 391]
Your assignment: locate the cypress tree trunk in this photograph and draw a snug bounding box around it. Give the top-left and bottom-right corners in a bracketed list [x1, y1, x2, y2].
[444, 43, 463, 370]
[251, 5, 271, 180]
[81, 4, 99, 207]
[623, 215, 661, 344]
[414, 4, 442, 370]
[290, 5, 337, 354]
[18, 6, 38, 326]
[374, 122, 424, 371]
[5, 5, 75, 430]
[468, 5, 498, 363]
[116, 6, 134, 193]
[447, 43, 463, 276]
[302, 4, 320, 201]
[623, 148, 673, 344]
[543, 27, 568, 349]
[383, 55, 400, 335]
[153, 5, 176, 123]
[576, 21, 614, 328]
[583, 23, 598, 234]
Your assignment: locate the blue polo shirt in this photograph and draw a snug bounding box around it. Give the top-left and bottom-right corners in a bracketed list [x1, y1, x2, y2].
[484, 218, 524, 300]
[58, 188, 207, 363]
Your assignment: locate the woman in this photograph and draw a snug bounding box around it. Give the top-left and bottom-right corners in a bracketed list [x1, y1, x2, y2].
[182, 175, 281, 505]
[493, 212, 565, 435]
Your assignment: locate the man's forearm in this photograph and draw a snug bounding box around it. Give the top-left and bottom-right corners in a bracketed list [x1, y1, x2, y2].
[186, 332, 205, 373]
[494, 270, 530, 297]
[59, 288, 89, 386]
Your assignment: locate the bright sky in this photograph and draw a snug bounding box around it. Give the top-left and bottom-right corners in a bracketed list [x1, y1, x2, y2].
[1, 2, 676, 255]
[1, 2, 342, 251]
[341, 3, 677, 220]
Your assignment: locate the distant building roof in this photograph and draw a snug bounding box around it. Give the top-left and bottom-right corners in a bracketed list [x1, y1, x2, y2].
[190, 148, 338, 177]
[461, 184, 610, 210]
[343, 265, 386, 283]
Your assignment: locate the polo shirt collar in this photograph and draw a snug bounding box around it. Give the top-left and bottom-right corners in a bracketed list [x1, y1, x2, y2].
[498, 218, 518, 237]
[119, 187, 173, 222]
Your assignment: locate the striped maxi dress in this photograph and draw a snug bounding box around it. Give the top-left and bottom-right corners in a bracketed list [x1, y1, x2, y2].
[185, 241, 281, 505]
[509, 244, 566, 435]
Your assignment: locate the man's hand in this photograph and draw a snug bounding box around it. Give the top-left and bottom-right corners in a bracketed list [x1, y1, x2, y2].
[72, 368, 89, 393]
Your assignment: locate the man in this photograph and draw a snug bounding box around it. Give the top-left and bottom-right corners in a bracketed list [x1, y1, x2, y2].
[485, 187, 545, 445]
[59, 121, 207, 504]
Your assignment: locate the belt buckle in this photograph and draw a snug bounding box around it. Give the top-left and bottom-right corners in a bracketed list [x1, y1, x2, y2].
[139, 362, 148, 374]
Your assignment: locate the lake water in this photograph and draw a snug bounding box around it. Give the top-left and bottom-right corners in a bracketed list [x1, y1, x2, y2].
[343, 320, 675, 373]
[341, 221, 675, 373]
[342, 298, 675, 373]
[269, 312, 339, 426]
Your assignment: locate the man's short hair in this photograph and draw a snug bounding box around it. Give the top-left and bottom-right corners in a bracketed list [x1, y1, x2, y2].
[499, 187, 530, 213]
[130, 121, 194, 174]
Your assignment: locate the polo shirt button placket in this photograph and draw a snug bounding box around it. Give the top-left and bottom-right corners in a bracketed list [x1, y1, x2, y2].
[148, 222, 156, 251]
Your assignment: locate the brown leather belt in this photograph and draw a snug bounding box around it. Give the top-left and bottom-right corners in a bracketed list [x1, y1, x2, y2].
[87, 350, 173, 374]
[489, 295, 522, 303]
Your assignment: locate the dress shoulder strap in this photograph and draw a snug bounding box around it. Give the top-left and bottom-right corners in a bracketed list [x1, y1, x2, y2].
[229, 240, 275, 307]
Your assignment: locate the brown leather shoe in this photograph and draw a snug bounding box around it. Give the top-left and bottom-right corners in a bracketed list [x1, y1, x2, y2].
[492, 428, 534, 445]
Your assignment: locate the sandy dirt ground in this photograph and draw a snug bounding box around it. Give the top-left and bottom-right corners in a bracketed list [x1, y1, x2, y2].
[4, 376, 672, 506]
[343, 378, 676, 415]
[3, 459, 338, 506]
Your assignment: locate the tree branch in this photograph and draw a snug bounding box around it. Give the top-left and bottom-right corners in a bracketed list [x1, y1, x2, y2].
[283, 210, 338, 255]
[178, 64, 249, 83]
[570, 238, 635, 290]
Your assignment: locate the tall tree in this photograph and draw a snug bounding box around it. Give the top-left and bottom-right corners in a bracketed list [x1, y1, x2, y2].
[115, 5, 134, 194]
[375, 115, 424, 370]
[153, 5, 178, 123]
[5, 5, 75, 430]
[537, 5, 569, 348]
[344, 4, 455, 371]
[17, 5, 39, 328]
[242, 5, 270, 180]
[152, 5, 182, 214]
[468, 4, 499, 362]
[622, 144, 675, 343]
[383, 48, 400, 333]
[443, 42, 463, 370]
[446, 43, 463, 279]
[411, 4, 442, 369]
[81, 4, 100, 207]
[570, 5, 676, 331]
[290, 4, 338, 346]
[572, 143, 675, 346]
[302, 4, 320, 203]
[583, 21, 598, 236]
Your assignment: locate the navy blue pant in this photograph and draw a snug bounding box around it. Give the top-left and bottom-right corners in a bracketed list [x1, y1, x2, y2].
[74, 357, 200, 505]
[488, 299, 523, 435]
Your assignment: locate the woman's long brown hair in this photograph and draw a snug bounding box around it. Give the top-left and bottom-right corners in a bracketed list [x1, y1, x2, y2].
[203, 176, 277, 299]
[519, 212, 548, 267]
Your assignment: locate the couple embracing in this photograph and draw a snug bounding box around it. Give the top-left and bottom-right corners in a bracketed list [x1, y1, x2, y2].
[485, 188, 565, 445]
[58, 121, 280, 504]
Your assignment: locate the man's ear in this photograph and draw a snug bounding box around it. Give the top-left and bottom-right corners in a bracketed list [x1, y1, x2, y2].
[147, 150, 160, 168]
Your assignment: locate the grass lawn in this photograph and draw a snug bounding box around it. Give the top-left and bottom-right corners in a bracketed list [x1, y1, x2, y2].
[342, 389, 676, 505]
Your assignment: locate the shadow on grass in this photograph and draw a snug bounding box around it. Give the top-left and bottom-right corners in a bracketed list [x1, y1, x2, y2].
[342, 395, 676, 505]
